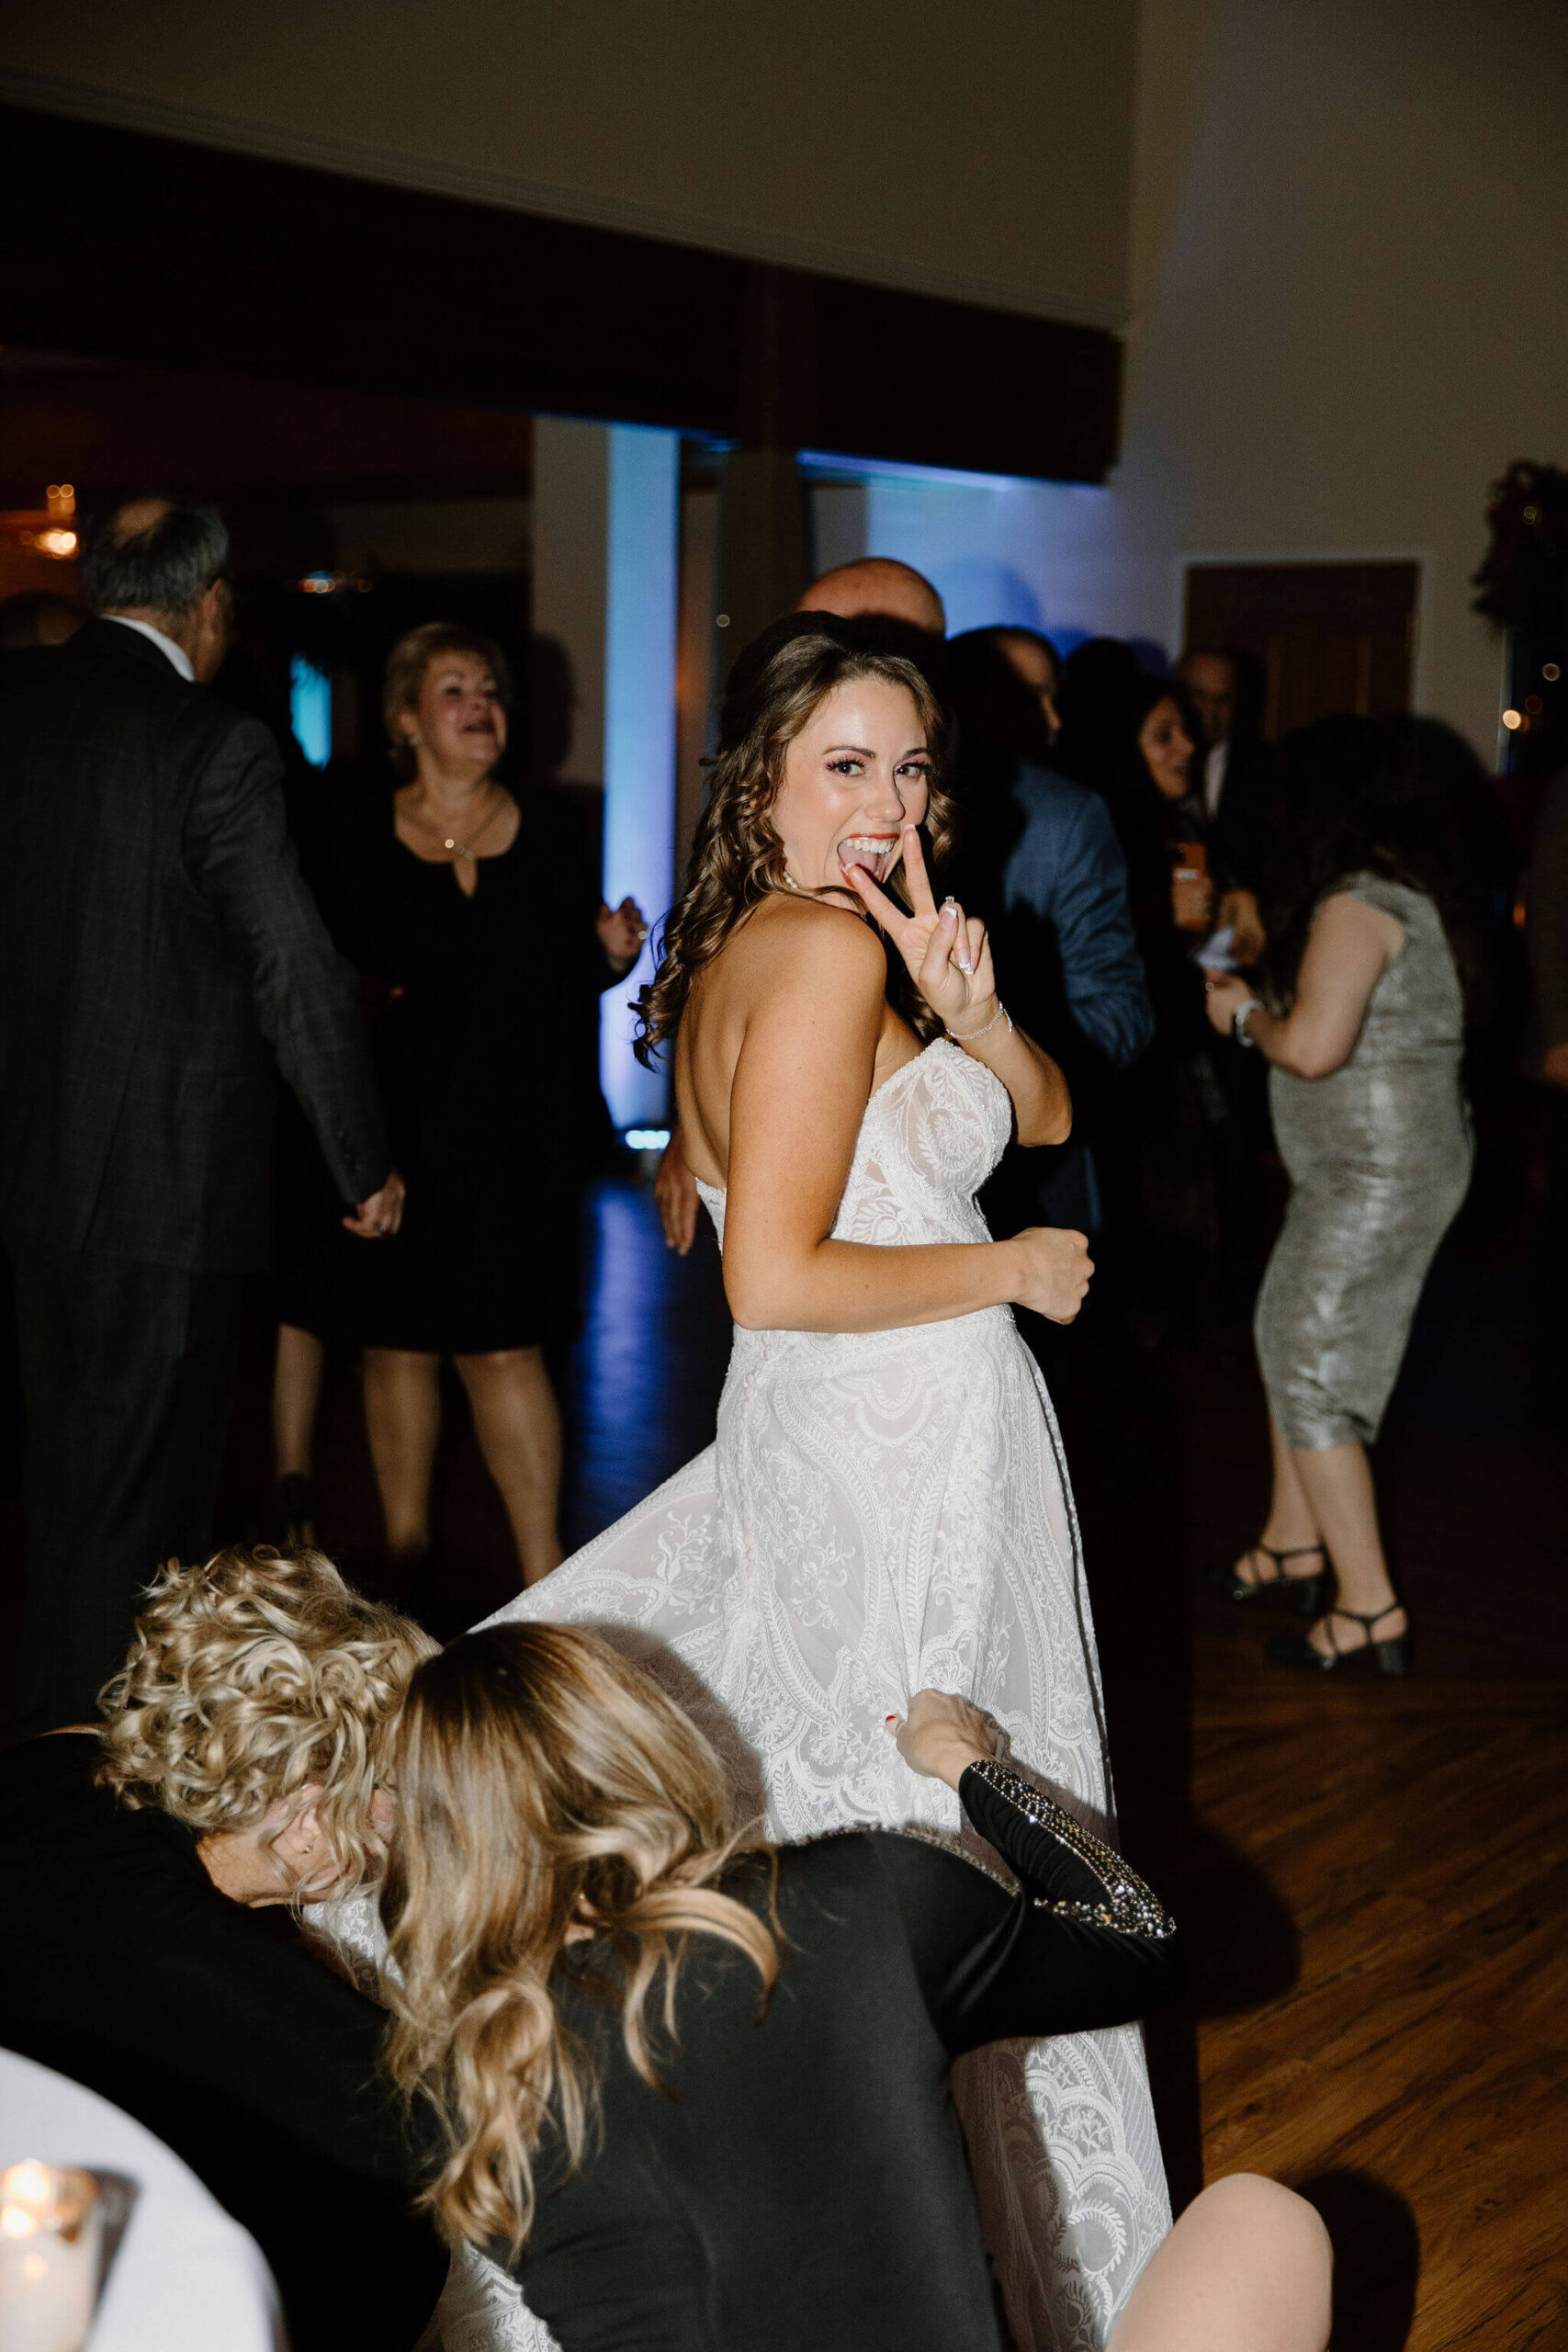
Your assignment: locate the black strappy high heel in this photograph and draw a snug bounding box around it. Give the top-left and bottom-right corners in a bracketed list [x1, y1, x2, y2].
[1207, 1542, 1326, 1619]
[1265, 1601, 1411, 1678]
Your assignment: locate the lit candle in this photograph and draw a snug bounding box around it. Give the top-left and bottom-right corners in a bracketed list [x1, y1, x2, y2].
[0, 2161, 102, 2352]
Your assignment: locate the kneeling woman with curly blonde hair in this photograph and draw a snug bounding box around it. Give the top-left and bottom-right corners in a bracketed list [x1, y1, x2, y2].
[383, 1623, 1203, 2352]
[0, 1545, 444, 2352]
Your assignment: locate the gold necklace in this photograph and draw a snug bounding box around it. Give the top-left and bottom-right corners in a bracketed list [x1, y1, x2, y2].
[418, 783, 503, 861]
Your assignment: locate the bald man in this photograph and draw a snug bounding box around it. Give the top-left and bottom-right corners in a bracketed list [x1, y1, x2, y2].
[797, 557, 947, 639]
[0, 492, 400, 1729]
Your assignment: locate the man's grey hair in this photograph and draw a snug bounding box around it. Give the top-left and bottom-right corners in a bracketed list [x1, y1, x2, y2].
[80, 494, 230, 617]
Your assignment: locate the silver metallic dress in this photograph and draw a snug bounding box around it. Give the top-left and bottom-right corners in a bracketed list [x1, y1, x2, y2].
[1256, 874, 1472, 1449]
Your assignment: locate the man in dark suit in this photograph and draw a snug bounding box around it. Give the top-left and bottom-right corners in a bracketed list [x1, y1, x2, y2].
[0, 493, 402, 1731]
[1174, 646, 1275, 895]
[944, 627, 1154, 1375]
[1175, 645, 1275, 1320]
[946, 627, 1154, 1182]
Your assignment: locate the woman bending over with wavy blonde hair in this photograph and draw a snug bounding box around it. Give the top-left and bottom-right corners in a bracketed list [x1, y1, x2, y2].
[380, 1621, 1191, 2352]
[0, 1546, 446, 2352]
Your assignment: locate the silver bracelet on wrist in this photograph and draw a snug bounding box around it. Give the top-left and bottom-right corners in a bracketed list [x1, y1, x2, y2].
[947, 1000, 1011, 1046]
[1233, 996, 1262, 1048]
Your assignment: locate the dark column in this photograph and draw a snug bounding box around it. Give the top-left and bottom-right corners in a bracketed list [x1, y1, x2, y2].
[718, 265, 818, 657]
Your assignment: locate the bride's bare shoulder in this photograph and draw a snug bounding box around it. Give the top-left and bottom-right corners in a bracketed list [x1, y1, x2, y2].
[724, 893, 886, 995]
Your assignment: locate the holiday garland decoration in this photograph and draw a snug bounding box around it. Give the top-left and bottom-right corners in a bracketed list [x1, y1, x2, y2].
[1472, 460, 1568, 632]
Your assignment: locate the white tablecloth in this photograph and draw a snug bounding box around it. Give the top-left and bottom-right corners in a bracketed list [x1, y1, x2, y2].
[0, 2048, 284, 2351]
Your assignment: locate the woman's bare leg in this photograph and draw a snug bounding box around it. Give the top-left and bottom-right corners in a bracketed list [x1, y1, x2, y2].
[273, 1323, 325, 1481]
[455, 1346, 565, 1587]
[1110, 2176, 1331, 2352]
[362, 1347, 443, 1566]
[1234, 1414, 1323, 1585]
[1290, 1439, 1406, 1650]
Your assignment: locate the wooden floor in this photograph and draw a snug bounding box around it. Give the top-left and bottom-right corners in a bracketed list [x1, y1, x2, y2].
[1057, 1152, 1568, 2352]
[3, 1110, 1564, 2350]
[1190, 1682, 1567, 2351]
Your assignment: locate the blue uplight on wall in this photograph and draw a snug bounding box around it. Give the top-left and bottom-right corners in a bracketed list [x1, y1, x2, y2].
[289, 653, 332, 769]
[799, 447, 1119, 656]
[600, 424, 680, 1129]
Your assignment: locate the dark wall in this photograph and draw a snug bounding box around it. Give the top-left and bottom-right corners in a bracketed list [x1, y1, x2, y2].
[1, 105, 1121, 486]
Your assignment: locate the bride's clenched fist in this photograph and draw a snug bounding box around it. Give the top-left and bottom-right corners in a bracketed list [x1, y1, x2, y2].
[1008, 1226, 1093, 1325]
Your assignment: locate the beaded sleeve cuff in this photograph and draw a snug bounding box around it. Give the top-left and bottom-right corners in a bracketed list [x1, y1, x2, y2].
[963, 1758, 1178, 1940]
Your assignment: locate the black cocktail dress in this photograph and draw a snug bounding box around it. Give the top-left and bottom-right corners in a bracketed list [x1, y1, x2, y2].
[318, 788, 620, 1353]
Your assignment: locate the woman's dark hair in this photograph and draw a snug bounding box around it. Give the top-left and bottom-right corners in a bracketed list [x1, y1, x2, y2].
[634, 624, 955, 1065]
[1055, 657, 1198, 798]
[1259, 715, 1484, 1014]
[80, 493, 229, 616]
[1054, 662, 1201, 921]
[1120, 673, 1201, 778]
[1061, 634, 1145, 713]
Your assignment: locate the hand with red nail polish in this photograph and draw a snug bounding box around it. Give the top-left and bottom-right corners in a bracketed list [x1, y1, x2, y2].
[890, 1690, 998, 1788]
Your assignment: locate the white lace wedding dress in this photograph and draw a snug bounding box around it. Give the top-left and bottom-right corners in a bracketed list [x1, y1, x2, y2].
[342, 1039, 1170, 2352]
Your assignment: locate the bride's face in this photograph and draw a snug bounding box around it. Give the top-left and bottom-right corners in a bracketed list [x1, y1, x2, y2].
[772, 678, 932, 896]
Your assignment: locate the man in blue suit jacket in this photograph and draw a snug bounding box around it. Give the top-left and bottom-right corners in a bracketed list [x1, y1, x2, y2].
[947, 628, 1153, 1340]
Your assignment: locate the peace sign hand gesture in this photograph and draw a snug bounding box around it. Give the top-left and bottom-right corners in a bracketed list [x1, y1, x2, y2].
[841, 823, 998, 1033]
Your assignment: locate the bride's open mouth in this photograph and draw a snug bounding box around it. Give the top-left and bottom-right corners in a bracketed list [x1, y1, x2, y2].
[836, 832, 902, 883]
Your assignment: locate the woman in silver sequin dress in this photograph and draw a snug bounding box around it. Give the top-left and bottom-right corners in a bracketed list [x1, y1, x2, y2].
[1203, 718, 1474, 1675]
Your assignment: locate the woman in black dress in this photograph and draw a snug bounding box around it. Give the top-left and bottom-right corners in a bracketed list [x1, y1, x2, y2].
[1061, 671, 1266, 1321]
[328, 624, 645, 1588]
[382, 1624, 1329, 2352]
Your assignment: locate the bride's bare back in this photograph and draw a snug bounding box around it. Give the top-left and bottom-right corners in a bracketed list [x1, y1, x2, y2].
[673, 894, 919, 1193]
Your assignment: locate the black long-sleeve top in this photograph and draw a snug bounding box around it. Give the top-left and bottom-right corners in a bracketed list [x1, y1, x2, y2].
[521, 1762, 1180, 2352]
[0, 1735, 446, 2352]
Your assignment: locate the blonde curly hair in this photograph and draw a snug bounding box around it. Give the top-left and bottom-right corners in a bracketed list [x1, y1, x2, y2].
[96, 1547, 435, 1897]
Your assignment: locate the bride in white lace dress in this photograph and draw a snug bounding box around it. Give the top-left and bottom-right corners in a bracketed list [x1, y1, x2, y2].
[424, 626, 1171, 2352]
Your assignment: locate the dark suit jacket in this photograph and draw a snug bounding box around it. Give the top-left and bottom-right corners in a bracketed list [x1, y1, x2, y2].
[1210, 732, 1274, 895]
[0, 620, 389, 1272]
[957, 748, 1154, 1233]
[1529, 768, 1568, 1077]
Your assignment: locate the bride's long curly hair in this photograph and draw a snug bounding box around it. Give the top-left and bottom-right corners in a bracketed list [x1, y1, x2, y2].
[635, 624, 957, 1066]
[380, 1624, 777, 2257]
